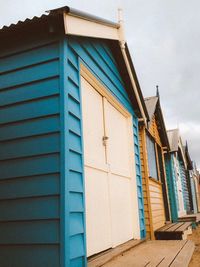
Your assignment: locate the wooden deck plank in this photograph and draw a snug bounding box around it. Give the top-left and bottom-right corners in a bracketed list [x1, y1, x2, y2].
[149, 241, 188, 267]
[156, 223, 176, 232]
[145, 257, 165, 267]
[103, 241, 152, 267]
[103, 240, 193, 267]
[170, 240, 195, 267]
[157, 240, 188, 267]
[112, 241, 166, 267]
[178, 213, 200, 222]
[166, 223, 185, 232]
[178, 216, 196, 222]
[88, 239, 144, 267]
[176, 222, 192, 232]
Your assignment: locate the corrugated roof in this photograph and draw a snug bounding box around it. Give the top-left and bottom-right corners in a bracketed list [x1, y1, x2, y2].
[144, 96, 158, 120]
[0, 6, 119, 32]
[167, 129, 179, 152]
[51, 6, 119, 27]
[0, 13, 49, 31]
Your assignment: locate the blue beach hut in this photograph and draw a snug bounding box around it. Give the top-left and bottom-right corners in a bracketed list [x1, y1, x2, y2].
[0, 6, 149, 267]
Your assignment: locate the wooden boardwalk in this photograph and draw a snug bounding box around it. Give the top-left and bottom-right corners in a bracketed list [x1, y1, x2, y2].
[178, 213, 200, 223]
[90, 240, 194, 267]
[88, 239, 144, 267]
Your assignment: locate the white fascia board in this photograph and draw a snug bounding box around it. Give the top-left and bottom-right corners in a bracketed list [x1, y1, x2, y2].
[63, 13, 120, 40]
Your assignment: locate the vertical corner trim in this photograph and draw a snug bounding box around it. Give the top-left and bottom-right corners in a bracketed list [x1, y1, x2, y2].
[59, 37, 70, 267]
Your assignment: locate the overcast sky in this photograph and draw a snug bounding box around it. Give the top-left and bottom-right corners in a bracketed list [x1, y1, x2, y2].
[0, 0, 200, 168]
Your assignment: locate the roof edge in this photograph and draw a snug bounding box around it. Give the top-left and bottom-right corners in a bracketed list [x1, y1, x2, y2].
[49, 6, 119, 28]
[124, 44, 150, 122]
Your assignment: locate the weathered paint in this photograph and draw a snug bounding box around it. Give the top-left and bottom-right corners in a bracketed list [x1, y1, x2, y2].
[0, 31, 145, 266]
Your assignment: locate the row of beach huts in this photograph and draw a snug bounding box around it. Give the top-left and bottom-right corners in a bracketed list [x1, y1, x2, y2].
[0, 5, 199, 267]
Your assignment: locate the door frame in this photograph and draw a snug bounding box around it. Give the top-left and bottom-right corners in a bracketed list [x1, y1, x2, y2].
[80, 63, 141, 242]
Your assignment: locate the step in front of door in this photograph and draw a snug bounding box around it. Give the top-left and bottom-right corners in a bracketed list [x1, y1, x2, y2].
[155, 222, 192, 240]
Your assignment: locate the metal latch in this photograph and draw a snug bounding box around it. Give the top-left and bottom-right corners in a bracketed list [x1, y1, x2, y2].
[102, 136, 109, 146]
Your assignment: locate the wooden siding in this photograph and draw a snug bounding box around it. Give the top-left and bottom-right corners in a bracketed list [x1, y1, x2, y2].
[140, 113, 168, 239]
[139, 126, 153, 239]
[149, 179, 166, 231]
[133, 117, 146, 238]
[148, 115, 168, 227]
[0, 36, 61, 267]
[148, 115, 162, 147]
[67, 36, 146, 242]
[139, 125, 166, 236]
[64, 40, 86, 267]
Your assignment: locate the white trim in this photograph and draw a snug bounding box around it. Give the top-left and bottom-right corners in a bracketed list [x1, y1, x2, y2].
[64, 13, 119, 40]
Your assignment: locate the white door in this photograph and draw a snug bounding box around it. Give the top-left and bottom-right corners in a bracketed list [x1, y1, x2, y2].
[81, 78, 112, 256]
[104, 99, 136, 247]
[81, 76, 138, 257]
[174, 157, 186, 217]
